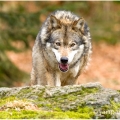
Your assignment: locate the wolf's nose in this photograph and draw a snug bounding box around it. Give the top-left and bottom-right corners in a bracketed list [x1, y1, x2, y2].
[60, 57, 68, 64]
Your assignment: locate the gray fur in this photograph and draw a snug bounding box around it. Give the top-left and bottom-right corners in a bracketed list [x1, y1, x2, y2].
[31, 10, 92, 86]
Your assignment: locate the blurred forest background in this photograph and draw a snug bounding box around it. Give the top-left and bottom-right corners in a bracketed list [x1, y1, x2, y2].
[0, 1, 120, 89]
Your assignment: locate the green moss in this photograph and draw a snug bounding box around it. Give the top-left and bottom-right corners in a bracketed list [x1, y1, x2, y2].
[52, 87, 98, 101]
[17, 87, 32, 97]
[0, 96, 33, 109]
[80, 87, 99, 95]
[36, 99, 95, 118]
[101, 100, 120, 118]
[37, 88, 45, 99]
[0, 86, 101, 119]
[35, 87, 99, 111]
[0, 110, 38, 119]
[117, 90, 120, 93]
[0, 94, 95, 119]
[53, 107, 62, 112]
[76, 106, 95, 118]
[17, 87, 45, 100]
[102, 100, 120, 111]
[37, 97, 45, 102]
[0, 107, 94, 119]
[67, 94, 77, 101]
[0, 96, 17, 107]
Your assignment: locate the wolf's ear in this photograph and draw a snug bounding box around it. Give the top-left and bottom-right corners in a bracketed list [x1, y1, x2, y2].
[72, 18, 85, 34]
[50, 15, 61, 29]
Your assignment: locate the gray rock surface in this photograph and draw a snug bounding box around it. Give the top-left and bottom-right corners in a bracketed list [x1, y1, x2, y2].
[0, 82, 120, 119]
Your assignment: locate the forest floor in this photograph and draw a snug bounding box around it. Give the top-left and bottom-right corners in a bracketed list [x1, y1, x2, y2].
[6, 42, 120, 90]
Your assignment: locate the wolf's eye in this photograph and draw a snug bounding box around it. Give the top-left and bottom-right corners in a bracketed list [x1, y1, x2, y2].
[55, 42, 61, 46]
[70, 42, 76, 48]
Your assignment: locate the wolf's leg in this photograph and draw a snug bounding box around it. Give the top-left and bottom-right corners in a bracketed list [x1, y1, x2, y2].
[55, 72, 61, 86]
[45, 72, 61, 86]
[31, 68, 36, 85]
[63, 78, 77, 86]
[45, 72, 55, 86]
[31, 68, 47, 85]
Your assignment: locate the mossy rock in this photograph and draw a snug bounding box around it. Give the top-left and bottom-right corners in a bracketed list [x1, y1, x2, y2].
[0, 82, 120, 119]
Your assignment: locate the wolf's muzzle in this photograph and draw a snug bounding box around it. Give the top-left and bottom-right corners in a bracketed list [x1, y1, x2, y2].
[60, 57, 68, 64]
[59, 57, 69, 72]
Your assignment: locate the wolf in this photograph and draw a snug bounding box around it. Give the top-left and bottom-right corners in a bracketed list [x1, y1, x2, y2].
[31, 10, 92, 86]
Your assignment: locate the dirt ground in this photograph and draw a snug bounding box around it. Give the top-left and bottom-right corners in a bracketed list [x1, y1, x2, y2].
[6, 42, 120, 90]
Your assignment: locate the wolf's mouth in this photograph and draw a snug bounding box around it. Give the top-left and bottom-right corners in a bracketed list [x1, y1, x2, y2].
[59, 63, 69, 72]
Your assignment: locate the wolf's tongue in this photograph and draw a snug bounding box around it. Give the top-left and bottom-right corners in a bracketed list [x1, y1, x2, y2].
[59, 63, 69, 72]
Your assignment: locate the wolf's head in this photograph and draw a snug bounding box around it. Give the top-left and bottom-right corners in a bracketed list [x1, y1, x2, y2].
[40, 11, 91, 72]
